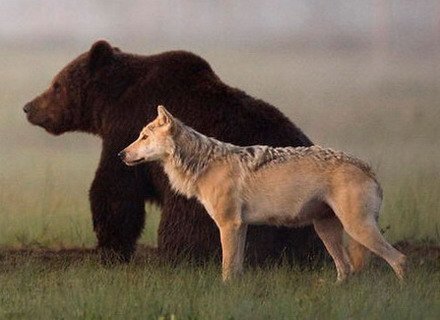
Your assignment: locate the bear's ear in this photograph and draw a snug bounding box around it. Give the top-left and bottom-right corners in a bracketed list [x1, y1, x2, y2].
[157, 105, 174, 126]
[88, 40, 114, 72]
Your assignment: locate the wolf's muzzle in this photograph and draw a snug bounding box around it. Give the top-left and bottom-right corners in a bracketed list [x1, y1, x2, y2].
[118, 151, 126, 160]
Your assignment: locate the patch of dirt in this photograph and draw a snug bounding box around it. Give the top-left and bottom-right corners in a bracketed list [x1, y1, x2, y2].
[0, 242, 438, 266]
[394, 241, 440, 266]
[0, 244, 159, 264]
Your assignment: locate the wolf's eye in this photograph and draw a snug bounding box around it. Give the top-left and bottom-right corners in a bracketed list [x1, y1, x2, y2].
[141, 135, 148, 140]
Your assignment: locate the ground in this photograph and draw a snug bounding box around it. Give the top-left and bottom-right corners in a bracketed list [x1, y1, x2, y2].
[0, 244, 438, 319]
[0, 47, 439, 319]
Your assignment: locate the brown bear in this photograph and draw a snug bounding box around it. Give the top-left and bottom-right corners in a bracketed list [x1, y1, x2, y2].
[24, 40, 326, 265]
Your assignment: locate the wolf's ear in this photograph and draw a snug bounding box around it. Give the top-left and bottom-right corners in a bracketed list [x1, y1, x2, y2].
[89, 40, 114, 72]
[157, 105, 174, 126]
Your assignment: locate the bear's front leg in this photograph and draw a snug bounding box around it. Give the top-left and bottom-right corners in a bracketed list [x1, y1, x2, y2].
[90, 153, 146, 264]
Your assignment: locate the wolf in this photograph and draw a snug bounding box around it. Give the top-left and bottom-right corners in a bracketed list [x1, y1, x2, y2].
[119, 105, 407, 282]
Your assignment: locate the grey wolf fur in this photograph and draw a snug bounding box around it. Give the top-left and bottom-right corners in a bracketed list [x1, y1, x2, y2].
[119, 106, 407, 282]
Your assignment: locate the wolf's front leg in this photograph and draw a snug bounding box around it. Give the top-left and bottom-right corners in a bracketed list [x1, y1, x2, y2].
[219, 222, 248, 281]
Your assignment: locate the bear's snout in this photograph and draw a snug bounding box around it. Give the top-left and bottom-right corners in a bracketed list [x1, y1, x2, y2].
[23, 102, 33, 114]
[23, 100, 43, 124]
[23, 99, 53, 131]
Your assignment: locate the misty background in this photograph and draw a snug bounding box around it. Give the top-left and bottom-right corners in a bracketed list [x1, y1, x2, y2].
[1, 0, 439, 54]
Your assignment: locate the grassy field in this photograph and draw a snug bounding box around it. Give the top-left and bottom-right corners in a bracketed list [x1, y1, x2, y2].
[0, 249, 438, 319]
[0, 46, 439, 319]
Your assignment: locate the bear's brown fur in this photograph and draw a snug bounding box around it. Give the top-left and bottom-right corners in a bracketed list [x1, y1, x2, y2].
[24, 40, 326, 264]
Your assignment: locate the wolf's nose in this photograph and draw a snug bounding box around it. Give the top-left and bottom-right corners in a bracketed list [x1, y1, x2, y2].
[23, 103, 32, 113]
[118, 151, 126, 160]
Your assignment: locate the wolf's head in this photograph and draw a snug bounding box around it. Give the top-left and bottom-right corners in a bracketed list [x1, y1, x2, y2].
[119, 105, 175, 166]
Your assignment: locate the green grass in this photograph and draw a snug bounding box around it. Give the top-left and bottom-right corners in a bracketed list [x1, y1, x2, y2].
[0, 253, 438, 320]
[0, 47, 439, 319]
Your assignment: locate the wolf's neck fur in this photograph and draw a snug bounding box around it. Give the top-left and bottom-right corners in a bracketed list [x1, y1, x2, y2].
[162, 120, 236, 197]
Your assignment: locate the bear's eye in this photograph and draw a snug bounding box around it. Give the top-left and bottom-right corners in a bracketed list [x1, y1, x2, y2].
[53, 82, 61, 94]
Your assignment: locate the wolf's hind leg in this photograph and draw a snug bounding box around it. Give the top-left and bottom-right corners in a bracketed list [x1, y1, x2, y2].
[342, 218, 406, 280]
[345, 234, 370, 273]
[328, 183, 406, 280]
[313, 217, 353, 282]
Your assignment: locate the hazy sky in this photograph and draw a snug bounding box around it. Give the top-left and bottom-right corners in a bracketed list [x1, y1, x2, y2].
[0, 0, 438, 51]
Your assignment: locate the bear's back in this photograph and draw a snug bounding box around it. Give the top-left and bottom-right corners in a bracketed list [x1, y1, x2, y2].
[110, 49, 312, 149]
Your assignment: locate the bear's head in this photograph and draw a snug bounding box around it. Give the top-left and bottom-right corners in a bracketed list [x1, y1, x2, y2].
[23, 40, 118, 135]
